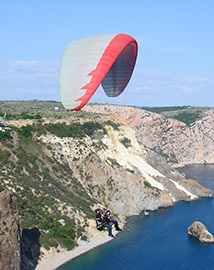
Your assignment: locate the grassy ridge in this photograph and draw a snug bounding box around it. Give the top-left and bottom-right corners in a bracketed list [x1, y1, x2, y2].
[140, 105, 210, 125]
[1, 100, 211, 125]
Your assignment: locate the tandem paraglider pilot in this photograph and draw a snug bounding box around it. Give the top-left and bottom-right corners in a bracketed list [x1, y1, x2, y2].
[95, 209, 122, 238]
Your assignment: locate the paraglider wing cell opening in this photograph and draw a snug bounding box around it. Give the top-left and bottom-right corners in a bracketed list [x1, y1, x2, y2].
[101, 42, 137, 97]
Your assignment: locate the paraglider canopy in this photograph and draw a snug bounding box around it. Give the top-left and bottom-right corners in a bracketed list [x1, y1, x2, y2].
[59, 33, 138, 111]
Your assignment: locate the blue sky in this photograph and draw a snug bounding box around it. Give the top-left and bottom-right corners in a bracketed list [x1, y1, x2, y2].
[0, 1, 213, 107]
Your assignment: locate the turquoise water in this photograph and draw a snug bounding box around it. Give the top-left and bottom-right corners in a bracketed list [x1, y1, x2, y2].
[58, 165, 214, 270]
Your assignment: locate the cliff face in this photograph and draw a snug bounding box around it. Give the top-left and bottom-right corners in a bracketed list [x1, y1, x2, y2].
[0, 190, 21, 270]
[83, 105, 214, 167]
[20, 228, 41, 270]
[0, 103, 213, 265]
[39, 110, 212, 217]
[39, 125, 175, 217]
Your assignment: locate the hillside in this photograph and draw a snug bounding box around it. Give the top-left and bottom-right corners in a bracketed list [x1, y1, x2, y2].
[140, 105, 210, 125]
[84, 104, 214, 166]
[0, 101, 213, 268]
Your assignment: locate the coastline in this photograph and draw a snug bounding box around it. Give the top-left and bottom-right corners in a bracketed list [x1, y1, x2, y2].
[35, 234, 115, 270]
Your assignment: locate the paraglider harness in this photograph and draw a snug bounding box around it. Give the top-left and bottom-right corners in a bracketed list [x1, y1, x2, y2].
[95, 209, 104, 231]
[96, 220, 104, 231]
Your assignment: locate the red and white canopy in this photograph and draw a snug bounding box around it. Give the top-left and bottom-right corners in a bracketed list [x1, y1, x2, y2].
[59, 33, 138, 111]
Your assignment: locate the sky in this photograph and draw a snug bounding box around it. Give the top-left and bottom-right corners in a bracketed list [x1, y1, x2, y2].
[0, 0, 213, 107]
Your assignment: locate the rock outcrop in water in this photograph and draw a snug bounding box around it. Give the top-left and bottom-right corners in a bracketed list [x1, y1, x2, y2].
[188, 221, 214, 243]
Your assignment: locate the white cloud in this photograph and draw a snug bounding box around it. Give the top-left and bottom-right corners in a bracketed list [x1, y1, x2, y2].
[10, 60, 38, 67]
[172, 76, 210, 93]
[8, 60, 58, 73]
[173, 85, 196, 93]
[0, 60, 59, 100]
[5, 60, 58, 83]
[181, 76, 209, 83]
[112, 66, 210, 104]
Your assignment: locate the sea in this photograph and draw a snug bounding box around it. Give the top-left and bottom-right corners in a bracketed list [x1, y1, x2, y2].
[58, 164, 214, 270]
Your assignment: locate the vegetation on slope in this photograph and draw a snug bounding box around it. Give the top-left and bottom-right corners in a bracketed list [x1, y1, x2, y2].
[0, 119, 108, 250]
[0, 101, 212, 251]
[0, 100, 211, 125]
[140, 106, 209, 125]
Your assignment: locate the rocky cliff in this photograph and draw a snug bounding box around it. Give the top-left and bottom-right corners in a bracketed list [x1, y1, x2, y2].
[40, 108, 213, 216]
[83, 105, 214, 167]
[0, 190, 21, 270]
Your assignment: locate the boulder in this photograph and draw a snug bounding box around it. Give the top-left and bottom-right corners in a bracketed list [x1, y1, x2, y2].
[188, 221, 214, 243]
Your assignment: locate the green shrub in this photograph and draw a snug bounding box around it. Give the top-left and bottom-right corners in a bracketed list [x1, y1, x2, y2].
[12, 125, 33, 142]
[120, 137, 131, 148]
[144, 181, 153, 189]
[0, 128, 11, 141]
[40, 122, 105, 138]
[141, 106, 189, 113]
[0, 150, 11, 162]
[173, 111, 201, 125]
